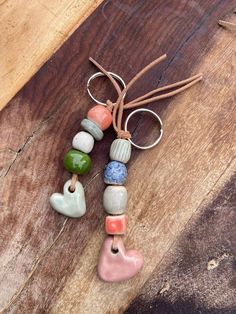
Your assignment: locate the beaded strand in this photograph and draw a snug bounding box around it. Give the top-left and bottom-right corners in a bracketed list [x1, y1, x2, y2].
[50, 105, 113, 218]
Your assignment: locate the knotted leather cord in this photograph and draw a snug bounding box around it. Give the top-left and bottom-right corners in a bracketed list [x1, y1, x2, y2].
[90, 55, 203, 250]
[70, 58, 202, 189]
[89, 55, 203, 139]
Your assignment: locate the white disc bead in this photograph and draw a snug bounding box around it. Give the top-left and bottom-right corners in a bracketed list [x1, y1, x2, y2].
[72, 131, 94, 154]
[109, 139, 131, 163]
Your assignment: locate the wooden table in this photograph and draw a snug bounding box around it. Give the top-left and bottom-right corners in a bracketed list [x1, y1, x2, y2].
[0, 0, 103, 110]
[0, 1, 235, 313]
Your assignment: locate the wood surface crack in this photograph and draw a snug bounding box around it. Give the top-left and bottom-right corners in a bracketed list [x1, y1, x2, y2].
[0, 218, 68, 314]
[131, 0, 223, 141]
[0, 167, 103, 313]
[157, 0, 224, 85]
[37, 0, 58, 18]
[3, 138, 31, 178]
[2, 98, 66, 178]
[134, 155, 236, 306]
[202, 155, 236, 199]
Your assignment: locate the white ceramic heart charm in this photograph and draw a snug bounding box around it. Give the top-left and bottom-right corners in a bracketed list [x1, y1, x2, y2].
[50, 179, 86, 218]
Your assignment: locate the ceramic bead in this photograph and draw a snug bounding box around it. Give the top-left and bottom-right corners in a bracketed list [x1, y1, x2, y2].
[50, 179, 86, 218]
[110, 139, 131, 163]
[103, 161, 127, 185]
[87, 105, 113, 130]
[64, 149, 91, 174]
[81, 118, 104, 141]
[72, 131, 94, 154]
[105, 215, 127, 235]
[98, 237, 143, 282]
[103, 186, 127, 214]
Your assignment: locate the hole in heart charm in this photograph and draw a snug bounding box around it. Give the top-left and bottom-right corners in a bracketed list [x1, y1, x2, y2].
[98, 236, 143, 282]
[50, 180, 86, 218]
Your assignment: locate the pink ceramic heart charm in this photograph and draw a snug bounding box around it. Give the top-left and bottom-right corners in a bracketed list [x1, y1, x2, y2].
[98, 236, 143, 282]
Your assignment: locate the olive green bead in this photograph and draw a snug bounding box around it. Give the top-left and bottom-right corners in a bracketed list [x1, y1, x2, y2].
[63, 149, 92, 175]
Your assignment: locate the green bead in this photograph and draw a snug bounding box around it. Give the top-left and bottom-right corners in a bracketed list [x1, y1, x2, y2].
[63, 149, 92, 175]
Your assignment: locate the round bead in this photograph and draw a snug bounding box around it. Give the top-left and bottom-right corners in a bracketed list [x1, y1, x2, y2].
[103, 161, 127, 185]
[87, 105, 112, 130]
[110, 139, 131, 163]
[103, 186, 127, 214]
[81, 118, 103, 141]
[72, 131, 94, 154]
[64, 149, 91, 174]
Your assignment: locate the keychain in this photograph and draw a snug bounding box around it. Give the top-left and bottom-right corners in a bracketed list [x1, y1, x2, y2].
[50, 54, 203, 282]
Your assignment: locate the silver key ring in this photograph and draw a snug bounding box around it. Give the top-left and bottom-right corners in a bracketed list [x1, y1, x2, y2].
[124, 108, 163, 150]
[87, 72, 126, 106]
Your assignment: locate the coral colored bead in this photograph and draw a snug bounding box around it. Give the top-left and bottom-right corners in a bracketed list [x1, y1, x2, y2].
[87, 105, 113, 131]
[105, 215, 127, 235]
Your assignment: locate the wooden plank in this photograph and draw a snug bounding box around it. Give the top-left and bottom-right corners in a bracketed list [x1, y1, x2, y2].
[0, 0, 235, 313]
[0, 0, 103, 111]
[126, 165, 236, 313]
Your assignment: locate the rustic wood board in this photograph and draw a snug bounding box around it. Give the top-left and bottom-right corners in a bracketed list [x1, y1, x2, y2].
[0, 0, 103, 111]
[126, 169, 236, 314]
[0, 1, 235, 313]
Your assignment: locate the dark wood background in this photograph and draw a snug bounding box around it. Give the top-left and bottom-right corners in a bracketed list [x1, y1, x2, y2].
[0, 1, 235, 313]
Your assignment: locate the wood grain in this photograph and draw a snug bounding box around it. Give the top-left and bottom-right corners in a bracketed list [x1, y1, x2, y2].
[0, 0, 235, 313]
[126, 171, 236, 313]
[0, 0, 103, 111]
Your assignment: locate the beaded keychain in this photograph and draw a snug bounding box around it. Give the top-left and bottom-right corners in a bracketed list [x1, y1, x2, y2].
[50, 54, 202, 282]
[49, 73, 126, 218]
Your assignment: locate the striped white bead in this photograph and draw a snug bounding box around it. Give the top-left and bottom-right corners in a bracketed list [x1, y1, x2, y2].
[109, 139, 131, 163]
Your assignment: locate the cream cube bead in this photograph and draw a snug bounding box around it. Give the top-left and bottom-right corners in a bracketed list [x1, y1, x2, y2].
[72, 131, 94, 154]
[103, 186, 128, 214]
[109, 139, 131, 163]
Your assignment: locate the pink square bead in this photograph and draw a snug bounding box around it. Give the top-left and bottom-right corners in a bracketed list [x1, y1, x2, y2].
[105, 215, 127, 235]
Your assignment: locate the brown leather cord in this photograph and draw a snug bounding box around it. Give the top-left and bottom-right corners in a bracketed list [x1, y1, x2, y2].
[125, 76, 202, 109]
[106, 100, 114, 112]
[111, 235, 120, 251]
[69, 173, 78, 192]
[90, 54, 203, 139]
[126, 73, 202, 106]
[218, 20, 236, 30]
[89, 57, 122, 97]
[218, 9, 236, 30]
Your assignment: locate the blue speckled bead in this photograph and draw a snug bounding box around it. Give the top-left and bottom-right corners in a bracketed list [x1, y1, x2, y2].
[104, 161, 127, 185]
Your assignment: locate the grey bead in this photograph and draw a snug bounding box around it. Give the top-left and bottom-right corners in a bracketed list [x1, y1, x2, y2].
[81, 118, 103, 141]
[103, 186, 128, 214]
[110, 139, 131, 163]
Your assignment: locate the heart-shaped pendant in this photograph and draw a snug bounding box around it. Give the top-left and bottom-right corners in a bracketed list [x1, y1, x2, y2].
[50, 179, 86, 218]
[98, 236, 143, 282]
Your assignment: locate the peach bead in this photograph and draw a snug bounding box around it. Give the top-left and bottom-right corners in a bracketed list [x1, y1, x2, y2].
[87, 105, 112, 131]
[105, 215, 127, 235]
